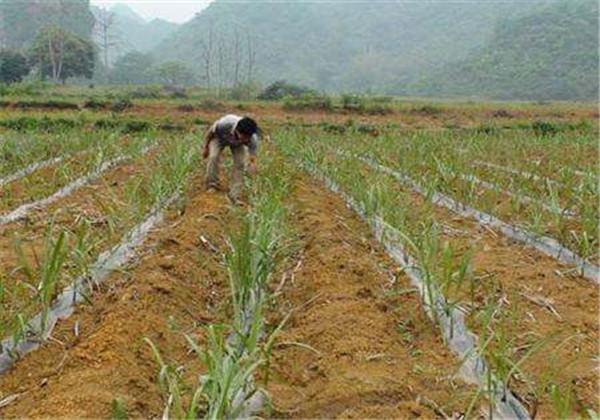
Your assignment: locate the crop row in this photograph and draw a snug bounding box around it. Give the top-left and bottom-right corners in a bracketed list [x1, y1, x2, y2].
[274, 127, 599, 418]
[0, 134, 201, 365]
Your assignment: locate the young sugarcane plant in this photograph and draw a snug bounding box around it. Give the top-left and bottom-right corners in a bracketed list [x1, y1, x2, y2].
[13, 223, 68, 336]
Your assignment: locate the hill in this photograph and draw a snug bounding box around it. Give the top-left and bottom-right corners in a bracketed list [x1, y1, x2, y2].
[92, 4, 178, 65]
[153, 0, 597, 100]
[0, 0, 94, 49]
[152, 0, 538, 92]
[414, 0, 599, 100]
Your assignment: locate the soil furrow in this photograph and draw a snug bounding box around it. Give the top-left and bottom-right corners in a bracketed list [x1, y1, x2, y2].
[351, 160, 599, 417]
[266, 174, 475, 418]
[0, 148, 162, 332]
[0, 173, 231, 418]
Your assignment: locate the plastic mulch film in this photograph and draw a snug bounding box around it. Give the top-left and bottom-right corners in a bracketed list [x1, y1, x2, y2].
[0, 144, 155, 226]
[364, 157, 599, 284]
[0, 194, 178, 374]
[0, 156, 65, 187]
[302, 160, 531, 420]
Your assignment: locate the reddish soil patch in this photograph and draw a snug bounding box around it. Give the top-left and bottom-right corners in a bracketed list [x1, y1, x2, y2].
[0, 149, 166, 328]
[0, 173, 232, 417]
[0, 155, 92, 214]
[266, 174, 476, 418]
[350, 161, 600, 417]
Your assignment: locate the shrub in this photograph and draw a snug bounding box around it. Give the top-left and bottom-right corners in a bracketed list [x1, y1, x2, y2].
[341, 94, 366, 112]
[258, 80, 316, 100]
[410, 104, 442, 116]
[83, 98, 109, 110]
[121, 120, 151, 133]
[14, 100, 79, 110]
[129, 86, 162, 99]
[229, 82, 261, 100]
[163, 85, 187, 98]
[110, 98, 133, 113]
[491, 109, 514, 118]
[94, 119, 119, 130]
[531, 120, 559, 136]
[177, 104, 195, 112]
[0, 50, 30, 84]
[0, 116, 80, 131]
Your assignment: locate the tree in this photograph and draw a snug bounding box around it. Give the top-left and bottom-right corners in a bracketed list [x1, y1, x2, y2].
[0, 0, 94, 49]
[94, 7, 119, 68]
[154, 61, 194, 86]
[0, 50, 30, 83]
[199, 24, 214, 88]
[110, 51, 154, 84]
[29, 26, 95, 83]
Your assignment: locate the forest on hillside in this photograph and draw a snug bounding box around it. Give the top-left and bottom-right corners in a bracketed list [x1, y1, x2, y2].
[0, 0, 597, 100]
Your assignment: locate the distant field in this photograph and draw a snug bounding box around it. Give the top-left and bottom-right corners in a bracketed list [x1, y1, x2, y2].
[0, 85, 597, 419]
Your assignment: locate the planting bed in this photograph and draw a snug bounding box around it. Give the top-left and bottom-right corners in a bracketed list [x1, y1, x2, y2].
[0, 96, 597, 419]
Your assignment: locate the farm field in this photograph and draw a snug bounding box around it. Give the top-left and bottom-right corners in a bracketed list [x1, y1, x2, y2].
[0, 87, 598, 419]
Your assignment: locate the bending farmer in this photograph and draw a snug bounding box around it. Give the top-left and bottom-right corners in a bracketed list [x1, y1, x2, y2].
[203, 114, 260, 202]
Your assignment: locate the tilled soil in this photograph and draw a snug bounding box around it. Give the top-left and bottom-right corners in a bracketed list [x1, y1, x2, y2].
[0, 154, 93, 214]
[0, 173, 233, 417]
[1, 144, 595, 418]
[0, 149, 164, 328]
[266, 174, 475, 418]
[350, 160, 599, 417]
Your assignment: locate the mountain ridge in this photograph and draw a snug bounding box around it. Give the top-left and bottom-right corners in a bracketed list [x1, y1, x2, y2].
[152, 0, 597, 100]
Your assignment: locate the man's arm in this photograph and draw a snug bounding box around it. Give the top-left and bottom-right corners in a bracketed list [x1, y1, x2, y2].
[203, 123, 217, 159]
[247, 133, 259, 175]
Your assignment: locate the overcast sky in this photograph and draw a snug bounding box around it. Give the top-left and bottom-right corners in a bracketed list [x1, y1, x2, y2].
[90, 1, 212, 23]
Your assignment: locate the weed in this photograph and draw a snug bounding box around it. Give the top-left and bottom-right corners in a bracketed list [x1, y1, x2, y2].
[110, 398, 129, 420]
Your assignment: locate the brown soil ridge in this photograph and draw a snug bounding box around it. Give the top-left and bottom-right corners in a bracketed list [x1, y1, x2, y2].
[352, 160, 599, 417]
[266, 174, 475, 418]
[0, 148, 165, 329]
[0, 173, 232, 418]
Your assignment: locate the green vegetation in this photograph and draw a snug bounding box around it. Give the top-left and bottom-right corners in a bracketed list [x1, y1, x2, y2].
[151, 0, 596, 100]
[29, 26, 95, 83]
[0, 0, 94, 49]
[0, 132, 200, 349]
[422, 0, 599, 100]
[0, 50, 30, 84]
[273, 126, 597, 417]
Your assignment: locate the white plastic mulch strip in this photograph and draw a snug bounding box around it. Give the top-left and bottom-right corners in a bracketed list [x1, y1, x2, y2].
[0, 145, 154, 227]
[473, 160, 564, 187]
[300, 161, 531, 420]
[474, 160, 593, 180]
[457, 173, 577, 218]
[230, 293, 267, 418]
[0, 156, 65, 187]
[0, 156, 127, 226]
[363, 158, 599, 284]
[0, 194, 178, 374]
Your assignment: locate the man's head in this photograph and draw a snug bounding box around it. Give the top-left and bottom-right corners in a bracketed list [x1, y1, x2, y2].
[234, 117, 259, 143]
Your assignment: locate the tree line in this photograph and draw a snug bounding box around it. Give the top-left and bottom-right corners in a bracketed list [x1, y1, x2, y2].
[0, 0, 259, 89]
